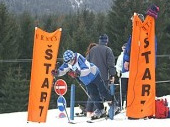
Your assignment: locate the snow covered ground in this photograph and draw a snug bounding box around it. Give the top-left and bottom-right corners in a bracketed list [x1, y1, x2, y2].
[0, 107, 170, 127]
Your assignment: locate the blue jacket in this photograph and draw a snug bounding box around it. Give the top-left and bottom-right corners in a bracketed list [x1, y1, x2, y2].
[123, 36, 157, 73]
[58, 53, 100, 85]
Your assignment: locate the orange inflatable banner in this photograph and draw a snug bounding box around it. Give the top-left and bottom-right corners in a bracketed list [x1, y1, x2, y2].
[127, 13, 156, 118]
[27, 27, 62, 122]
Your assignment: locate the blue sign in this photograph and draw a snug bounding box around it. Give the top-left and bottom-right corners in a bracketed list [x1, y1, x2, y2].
[57, 96, 67, 112]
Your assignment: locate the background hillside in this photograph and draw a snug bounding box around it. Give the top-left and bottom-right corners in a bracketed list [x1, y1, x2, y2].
[0, 0, 112, 15]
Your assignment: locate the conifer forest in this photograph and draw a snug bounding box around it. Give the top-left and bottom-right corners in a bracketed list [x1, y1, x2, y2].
[0, 0, 170, 113]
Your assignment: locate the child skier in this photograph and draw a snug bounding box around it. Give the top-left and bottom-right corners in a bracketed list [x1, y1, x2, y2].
[51, 50, 113, 119]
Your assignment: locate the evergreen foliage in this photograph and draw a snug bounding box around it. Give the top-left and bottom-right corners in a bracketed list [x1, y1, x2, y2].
[152, 0, 170, 96]
[0, 0, 170, 113]
[0, 66, 29, 113]
[0, 3, 20, 59]
[0, 2, 20, 98]
[18, 12, 34, 59]
[106, 0, 148, 56]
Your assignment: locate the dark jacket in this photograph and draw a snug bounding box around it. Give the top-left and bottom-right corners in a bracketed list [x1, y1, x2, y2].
[123, 35, 157, 73]
[87, 44, 116, 81]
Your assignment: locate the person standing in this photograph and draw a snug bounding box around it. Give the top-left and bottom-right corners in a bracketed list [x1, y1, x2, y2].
[115, 43, 129, 110]
[124, 4, 159, 119]
[85, 42, 98, 118]
[87, 34, 116, 88]
[124, 5, 159, 71]
[124, 13, 145, 71]
[85, 43, 98, 57]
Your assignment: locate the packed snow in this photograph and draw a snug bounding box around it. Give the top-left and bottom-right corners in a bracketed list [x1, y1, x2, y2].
[0, 106, 170, 127]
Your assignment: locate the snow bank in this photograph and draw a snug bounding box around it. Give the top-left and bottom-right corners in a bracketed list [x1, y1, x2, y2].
[0, 107, 170, 127]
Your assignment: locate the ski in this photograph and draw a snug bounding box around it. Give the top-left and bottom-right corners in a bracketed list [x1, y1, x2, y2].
[86, 116, 108, 123]
[86, 114, 108, 123]
[68, 121, 76, 124]
[75, 112, 86, 117]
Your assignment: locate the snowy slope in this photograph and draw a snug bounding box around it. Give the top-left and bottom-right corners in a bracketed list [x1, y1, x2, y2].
[0, 107, 170, 127]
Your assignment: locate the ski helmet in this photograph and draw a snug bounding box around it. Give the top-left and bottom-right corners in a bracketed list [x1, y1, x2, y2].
[63, 50, 75, 63]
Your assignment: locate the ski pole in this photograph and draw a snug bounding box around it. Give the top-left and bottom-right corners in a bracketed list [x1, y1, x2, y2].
[75, 77, 113, 104]
[119, 78, 123, 110]
[74, 78, 91, 99]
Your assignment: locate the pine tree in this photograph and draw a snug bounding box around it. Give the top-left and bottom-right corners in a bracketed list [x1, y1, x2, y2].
[0, 2, 20, 59]
[72, 19, 89, 54]
[0, 66, 29, 113]
[59, 9, 98, 55]
[0, 2, 20, 97]
[106, 0, 148, 56]
[152, 0, 170, 96]
[18, 11, 34, 59]
[95, 13, 107, 36]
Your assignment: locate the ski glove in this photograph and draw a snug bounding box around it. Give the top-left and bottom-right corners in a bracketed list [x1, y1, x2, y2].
[117, 71, 121, 78]
[68, 69, 80, 78]
[146, 4, 159, 19]
[51, 69, 58, 77]
[68, 71, 78, 78]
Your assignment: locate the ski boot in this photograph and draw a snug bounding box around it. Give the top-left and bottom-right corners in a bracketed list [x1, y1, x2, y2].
[91, 109, 106, 120]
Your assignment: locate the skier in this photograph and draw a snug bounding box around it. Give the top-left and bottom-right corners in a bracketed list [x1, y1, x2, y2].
[51, 50, 113, 119]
